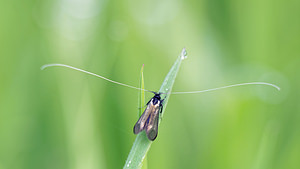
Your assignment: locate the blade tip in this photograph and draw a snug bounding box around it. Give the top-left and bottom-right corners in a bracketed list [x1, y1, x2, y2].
[180, 48, 187, 60]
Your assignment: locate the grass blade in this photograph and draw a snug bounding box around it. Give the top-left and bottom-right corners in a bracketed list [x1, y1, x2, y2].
[124, 48, 187, 169]
[138, 64, 148, 169]
[138, 65, 145, 117]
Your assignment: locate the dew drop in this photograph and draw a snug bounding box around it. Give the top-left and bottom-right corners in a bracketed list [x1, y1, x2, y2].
[126, 160, 132, 167]
[180, 48, 187, 60]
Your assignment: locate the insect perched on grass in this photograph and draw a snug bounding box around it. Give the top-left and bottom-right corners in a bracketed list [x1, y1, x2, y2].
[41, 58, 280, 141]
[133, 92, 164, 141]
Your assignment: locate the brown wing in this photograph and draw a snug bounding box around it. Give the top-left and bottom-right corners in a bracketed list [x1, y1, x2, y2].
[145, 104, 160, 141]
[133, 101, 154, 134]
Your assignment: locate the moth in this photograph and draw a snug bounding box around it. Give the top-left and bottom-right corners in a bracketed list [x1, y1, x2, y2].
[133, 92, 164, 141]
[41, 53, 279, 141]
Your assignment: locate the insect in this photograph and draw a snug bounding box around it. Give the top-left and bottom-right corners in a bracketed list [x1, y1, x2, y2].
[41, 61, 280, 141]
[133, 92, 164, 141]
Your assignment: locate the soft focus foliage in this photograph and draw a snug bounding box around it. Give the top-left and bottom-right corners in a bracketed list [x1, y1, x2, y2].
[0, 0, 299, 169]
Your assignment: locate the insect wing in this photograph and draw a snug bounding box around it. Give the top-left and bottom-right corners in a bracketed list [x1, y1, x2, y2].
[145, 105, 160, 141]
[133, 101, 153, 134]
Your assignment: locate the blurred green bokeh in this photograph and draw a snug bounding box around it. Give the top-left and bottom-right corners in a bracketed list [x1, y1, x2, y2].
[0, 0, 299, 169]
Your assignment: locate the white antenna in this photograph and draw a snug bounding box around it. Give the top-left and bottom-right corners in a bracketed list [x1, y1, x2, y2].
[41, 64, 152, 92]
[41, 64, 280, 95]
[171, 82, 280, 94]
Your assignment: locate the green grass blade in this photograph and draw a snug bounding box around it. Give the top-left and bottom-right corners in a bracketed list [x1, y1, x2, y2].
[124, 48, 187, 169]
[138, 64, 148, 169]
[138, 64, 145, 117]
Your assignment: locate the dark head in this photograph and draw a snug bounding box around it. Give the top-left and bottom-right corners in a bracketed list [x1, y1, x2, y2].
[153, 93, 161, 100]
[151, 92, 162, 105]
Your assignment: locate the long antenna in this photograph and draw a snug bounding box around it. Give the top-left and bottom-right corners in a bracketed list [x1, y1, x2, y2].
[171, 82, 280, 94]
[41, 63, 152, 92]
[41, 64, 280, 95]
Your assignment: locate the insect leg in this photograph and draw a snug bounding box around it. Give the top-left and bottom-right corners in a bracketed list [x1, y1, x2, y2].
[159, 104, 163, 114]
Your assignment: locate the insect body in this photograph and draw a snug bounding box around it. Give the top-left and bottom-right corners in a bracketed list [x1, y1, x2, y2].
[133, 93, 164, 141]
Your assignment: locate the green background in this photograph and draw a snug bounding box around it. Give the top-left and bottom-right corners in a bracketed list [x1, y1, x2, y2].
[0, 0, 299, 169]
